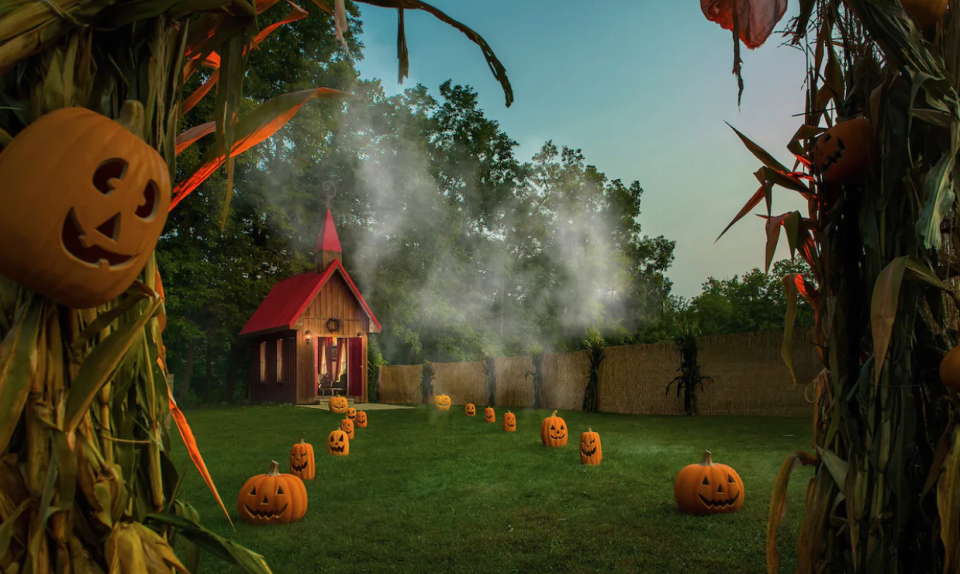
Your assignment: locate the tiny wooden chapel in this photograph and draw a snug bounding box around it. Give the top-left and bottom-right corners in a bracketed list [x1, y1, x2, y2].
[240, 203, 381, 404]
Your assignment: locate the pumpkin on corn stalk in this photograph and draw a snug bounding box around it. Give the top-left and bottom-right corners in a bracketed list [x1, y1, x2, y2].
[707, 0, 960, 571]
[0, 0, 512, 571]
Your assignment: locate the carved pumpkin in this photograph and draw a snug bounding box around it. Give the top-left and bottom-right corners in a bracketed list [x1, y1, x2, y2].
[484, 407, 496, 423]
[674, 451, 745, 515]
[0, 102, 171, 309]
[938, 345, 960, 391]
[579, 429, 602, 465]
[237, 461, 308, 524]
[435, 394, 451, 410]
[339, 418, 355, 440]
[502, 410, 517, 432]
[327, 429, 350, 456]
[355, 410, 368, 428]
[901, 0, 947, 28]
[813, 118, 875, 185]
[465, 403, 476, 416]
[329, 395, 348, 414]
[289, 439, 315, 480]
[346, 407, 357, 420]
[540, 411, 568, 447]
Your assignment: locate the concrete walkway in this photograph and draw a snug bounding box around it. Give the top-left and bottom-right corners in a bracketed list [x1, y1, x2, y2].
[296, 403, 415, 411]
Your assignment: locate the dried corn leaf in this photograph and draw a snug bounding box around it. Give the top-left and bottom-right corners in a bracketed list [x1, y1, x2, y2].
[938, 429, 960, 573]
[767, 451, 817, 574]
[870, 256, 907, 387]
[0, 293, 42, 453]
[147, 513, 272, 574]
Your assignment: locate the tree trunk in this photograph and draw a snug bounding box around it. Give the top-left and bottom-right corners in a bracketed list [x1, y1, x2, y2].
[221, 344, 239, 403]
[203, 336, 215, 403]
[178, 342, 195, 404]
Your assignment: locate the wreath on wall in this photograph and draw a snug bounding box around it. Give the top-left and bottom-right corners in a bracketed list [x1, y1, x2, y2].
[326, 318, 341, 333]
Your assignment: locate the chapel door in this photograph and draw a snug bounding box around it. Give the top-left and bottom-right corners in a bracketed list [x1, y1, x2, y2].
[348, 338, 363, 397]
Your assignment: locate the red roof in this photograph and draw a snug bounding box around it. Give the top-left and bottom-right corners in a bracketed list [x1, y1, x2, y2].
[240, 259, 381, 336]
[316, 209, 342, 253]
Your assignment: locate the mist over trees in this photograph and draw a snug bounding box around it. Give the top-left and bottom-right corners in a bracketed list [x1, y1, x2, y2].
[157, 2, 806, 403]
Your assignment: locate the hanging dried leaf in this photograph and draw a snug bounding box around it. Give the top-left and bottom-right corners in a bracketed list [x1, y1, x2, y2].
[870, 256, 907, 387]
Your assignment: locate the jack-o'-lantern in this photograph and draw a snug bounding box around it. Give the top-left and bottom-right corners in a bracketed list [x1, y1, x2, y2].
[939, 345, 960, 391]
[484, 407, 496, 423]
[289, 439, 315, 480]
[579, 429, 602, 465]
[813, 118, 875, 185]
[355, 410, 368, 428]
[540, 411, 568, 447]
[0, 102, 171, 309]
[327, 429, 350, 456]
[465, 403, 476, 416]
[329, 395, 348, 414]
[435, 394, 451, 410]
[502, 411, 517, 432]
[674, 451, 745, 515]
[237, 460, 308, 524]
[346, 407, 357, 420]
[901, 0, 947, 28]
[340, 418, 355, 440]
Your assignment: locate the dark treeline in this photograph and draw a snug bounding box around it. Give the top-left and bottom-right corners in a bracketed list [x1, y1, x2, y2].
[157, 3, 812, 404]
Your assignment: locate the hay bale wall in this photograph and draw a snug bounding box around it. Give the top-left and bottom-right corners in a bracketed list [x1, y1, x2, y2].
[377, 328, 818, 417]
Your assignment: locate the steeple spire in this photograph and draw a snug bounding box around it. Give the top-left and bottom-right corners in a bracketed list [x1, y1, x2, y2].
[316, 183, 342, 272]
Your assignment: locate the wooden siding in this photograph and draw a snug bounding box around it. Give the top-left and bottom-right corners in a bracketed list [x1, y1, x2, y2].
[248, 331, 297, 403]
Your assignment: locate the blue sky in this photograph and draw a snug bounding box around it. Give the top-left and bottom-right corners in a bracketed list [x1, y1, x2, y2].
[353, 1, 809, 299]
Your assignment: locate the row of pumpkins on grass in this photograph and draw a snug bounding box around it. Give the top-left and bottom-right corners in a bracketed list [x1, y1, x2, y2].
[237, 406, 367, 525]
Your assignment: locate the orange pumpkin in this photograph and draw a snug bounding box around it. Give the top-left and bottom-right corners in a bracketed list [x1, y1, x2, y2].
[465, 403, 476, 416]
[674, 451, 745, 515]
[579, 429, 602, 465]
[939, 345, 960, 391]
[484, 407, 496, 423]
[435, 394, 451, 410]
[0, 102, 171, 309]
[237, 461, 308, 525]
[346, 407, 357, 420]
[540, 411, 568, 447]
[901, 0, 947, 28]
[813, 118, 875, 185]
[329, 395, 348, 414]
[340, 418, 355, 440]
[502, 410, 517, 432]
[289, 439, 315, 480]
[327, 429, 349, 456]
[355, 410, 368, 428]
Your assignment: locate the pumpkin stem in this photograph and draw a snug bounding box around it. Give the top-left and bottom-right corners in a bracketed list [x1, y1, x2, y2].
[118, 100, 146, 140]
[267, 460, 281, 476]
[588, 428, 592, 433]
[551, 410, 558, 417]
[299, 439, 305, 445]
[700, 450, 714, 466]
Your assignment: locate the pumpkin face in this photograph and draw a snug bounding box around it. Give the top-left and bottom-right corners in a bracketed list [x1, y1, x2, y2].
[339, 418, 355, 440]
[580, 429, 602, 465]
[355, 410, 368, 428]
[237, 461, 308, 524]
[289, 439, 315, 480]
[502, 411, 517, 432]
[901, 0, 947, 28]
[435, 394, 451, 410]
[939, 345, 960, 391]
[674, 451, 744, 515]
[327, 430, 349, 456]
[465, 403, 476, 416]
[540, 411, 568, 447]
[813, 118, 875, 185]
[484, 407, 496, 423]
[0, 105, 172, 309]
[346, 407, 357, 420]
[329, 396, 348, 414]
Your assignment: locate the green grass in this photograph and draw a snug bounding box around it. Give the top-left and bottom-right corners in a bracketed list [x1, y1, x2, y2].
[172, 405, 813, 573]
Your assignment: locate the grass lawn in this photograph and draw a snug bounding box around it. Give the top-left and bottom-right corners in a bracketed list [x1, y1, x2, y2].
[172, 405, 813, 573]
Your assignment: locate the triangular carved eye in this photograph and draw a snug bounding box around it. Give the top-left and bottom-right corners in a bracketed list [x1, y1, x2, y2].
[277, 486, 285, 495]
[702, 477, 710, 486]
[728, 475, 736, 483]
[249, 486, 257, 496]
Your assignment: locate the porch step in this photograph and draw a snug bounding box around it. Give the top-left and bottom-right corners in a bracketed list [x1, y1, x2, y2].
[312, 397, 359, 407]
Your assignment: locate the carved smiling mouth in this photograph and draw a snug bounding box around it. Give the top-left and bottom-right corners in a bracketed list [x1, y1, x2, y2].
[330, 445, 345, 453]
[581, 447, 597, 457]
[550, 433, 565, 440]
[243, 503, 288, 520]
[698, 492, 740, 509]
[291, 461, 308, 472]
[61, 209, 136, 268]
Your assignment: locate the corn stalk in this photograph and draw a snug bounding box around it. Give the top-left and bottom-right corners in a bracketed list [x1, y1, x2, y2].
[714, 0, 960, 571]
[0, 1, 511, 571]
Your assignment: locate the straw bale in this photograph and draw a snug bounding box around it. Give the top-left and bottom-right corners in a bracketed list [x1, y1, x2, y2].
[696, 329, 817, 417]
[599, 342, 685, 415]
[432, 360, 488, 406]
[494, 355, 535, 407]
[378, 364, 422, 404]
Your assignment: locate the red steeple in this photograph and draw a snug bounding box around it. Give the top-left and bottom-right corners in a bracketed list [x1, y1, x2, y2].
[316, 208, 342, 272]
